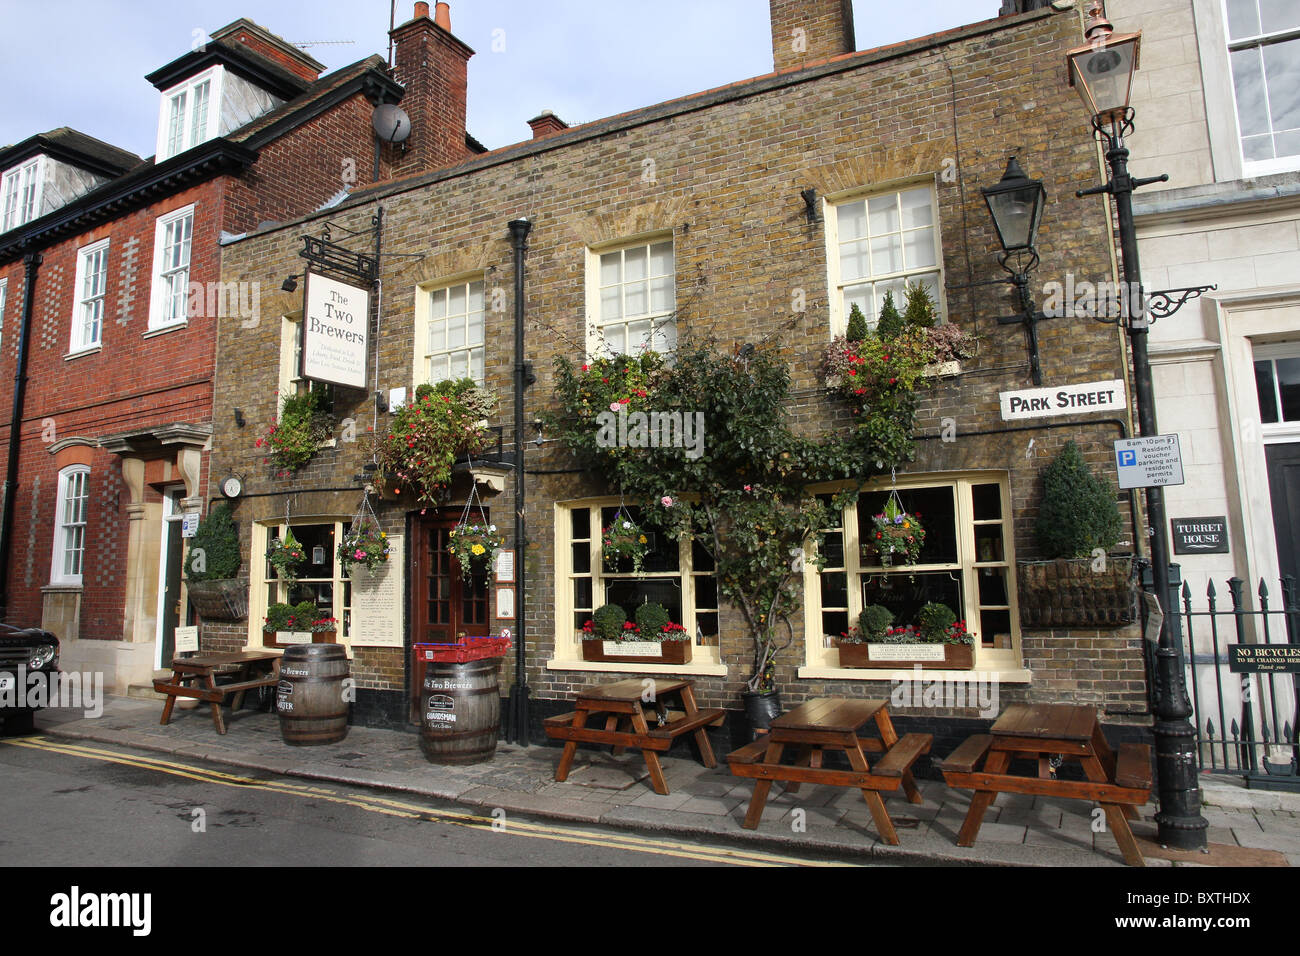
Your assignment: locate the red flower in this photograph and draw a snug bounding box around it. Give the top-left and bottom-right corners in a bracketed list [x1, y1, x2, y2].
[889, 377, 897, 385]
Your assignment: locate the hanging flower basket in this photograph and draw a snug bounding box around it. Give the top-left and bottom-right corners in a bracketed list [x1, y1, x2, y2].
[602, 514, 649, 573]
[865, 493, 925, 568]
[448, 522, 502, 580]
[266, 528, 307, 582]
[338, 492, 391, 575]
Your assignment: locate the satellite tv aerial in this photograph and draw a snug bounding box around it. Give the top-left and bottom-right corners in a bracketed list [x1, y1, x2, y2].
[371, 104, 412, 144]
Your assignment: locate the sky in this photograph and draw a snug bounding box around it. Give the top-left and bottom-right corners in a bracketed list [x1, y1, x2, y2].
[0, 0, 1004, 158]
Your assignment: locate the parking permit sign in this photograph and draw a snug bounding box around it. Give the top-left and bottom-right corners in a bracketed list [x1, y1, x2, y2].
[1114, 434, 1184, 489]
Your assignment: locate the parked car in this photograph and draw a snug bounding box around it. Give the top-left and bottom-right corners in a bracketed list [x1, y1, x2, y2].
[0, 624, 59, 733]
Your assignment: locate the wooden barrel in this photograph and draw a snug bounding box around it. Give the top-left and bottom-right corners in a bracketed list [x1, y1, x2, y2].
[276, 644, 350, 746]
[420, 658, 501, 764]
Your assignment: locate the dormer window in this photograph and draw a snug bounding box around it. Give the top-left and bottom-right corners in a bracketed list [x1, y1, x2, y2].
[156, 68, 223, 162]
[2, 156, 44, 232]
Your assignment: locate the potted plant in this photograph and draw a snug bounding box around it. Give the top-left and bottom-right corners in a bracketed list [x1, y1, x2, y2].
[266, 528, 306, 582]
[255, 389, 334, 477]
[375, 379, 495, 504]
[837, 602, 974, 669]
[1017, 440, 1136, 627]
[337, 522, 391, 575]
[601, 514, 649, 574]
[447, 521, 503, 580]
[865, 496, 926, 569]
[580, 602, 693, 663]
[183, 503, 247, 620]
[263, 601, 338, 647]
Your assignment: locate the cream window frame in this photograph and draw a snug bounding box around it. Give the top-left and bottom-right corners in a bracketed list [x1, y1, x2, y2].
[70, 238, 110, 354]
[247, 518, 353, 651]
[50, 465, 90, 587]
[800, 473, 1029, 681]
[155, 67, 223, 162]
[548, 497, 726, 676]
[412, 272, 487, 388]
[584, 234, 677, 360]
[822, 179, 946, 338]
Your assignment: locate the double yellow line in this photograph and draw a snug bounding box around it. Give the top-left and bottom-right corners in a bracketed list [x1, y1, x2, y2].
[5, 736, 850, 867]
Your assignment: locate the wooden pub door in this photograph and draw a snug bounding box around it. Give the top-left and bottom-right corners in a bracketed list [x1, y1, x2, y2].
[409, 513, 492, 723]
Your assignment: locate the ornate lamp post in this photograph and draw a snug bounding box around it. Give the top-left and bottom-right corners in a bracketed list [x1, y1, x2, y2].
[982, 157, 1051, 385]
[1066, 4, 1208, 850]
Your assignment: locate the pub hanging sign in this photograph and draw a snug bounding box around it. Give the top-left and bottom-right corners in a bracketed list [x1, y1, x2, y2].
[302, 272, 369, 389]
[1170, 516, 1229, 555]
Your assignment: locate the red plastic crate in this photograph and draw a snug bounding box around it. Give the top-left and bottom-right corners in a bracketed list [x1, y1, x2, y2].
[414, 637, 512, 663]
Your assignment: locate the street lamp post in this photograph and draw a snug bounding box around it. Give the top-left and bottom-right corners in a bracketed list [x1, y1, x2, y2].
[1067, 9, 1208, 850]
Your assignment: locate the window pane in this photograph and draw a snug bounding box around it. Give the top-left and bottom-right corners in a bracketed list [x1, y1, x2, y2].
[1277, 357, 1300, 421]
[430, 289, 447, 319]
[1233, 47, 1271, 139]
[904, 228, 937, 270]
[1262, 39, 1300, 137]
[972, 483, 1002, 521]
[978, 566, 1010, 606]
[1256, 359, 1280, 423]
[573, 577, 592, 610]
[695, 612, 719, 645]
[858, 486, 957, 565]
[691, 539, 715, 572]
[600, 252, 620, 286]
[822, 530, 844, 567]
[694, 575, 717, 610]
[649, 241, 673, 277]
[571, 507, 591, 539]
[650, 275, 673, 313]
[190, 80, 210, 146]
[840, 239, 871, 282]
[600, 286, 622, 321]
[572, 542, 591, 574]
[861, 570, 961, 626]
[843, 285, 872, 325]
[867, 193, 899, 235]
[870, 234, 903, 275]
[823, 610, 849, 641]
[821, 571, 848, 607]
[1261, 0, 1300, 34]
[974, 525, 1005, 563]
[605, 579, 682, 623]
[624, 245, 647, 281]
[448, 284, 466, 316]
[900, 188, 933, 229]
[839, 200, 868, 240]
[980, 609, 1011, 648]
[467, 281, 484, 313]
[1227, 0, 1260, 40]
[447, 313, 465, 349]
[625, 279, 648, 317]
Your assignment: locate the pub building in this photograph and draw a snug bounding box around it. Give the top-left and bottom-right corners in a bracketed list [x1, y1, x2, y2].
[199, 1, 1155, 747]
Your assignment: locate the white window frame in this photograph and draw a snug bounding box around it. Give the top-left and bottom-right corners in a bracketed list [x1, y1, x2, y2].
[69, 238, 110, 354]
[50, 465, 90, 587]
[413, 274, 486, 387]
[823, 180, 946, 337]
[585, 235, 677, 359]
[550, 498, 726, 675]
[0, 277, 7, 351]
[248, 519, 353, 649]
[149, 204, 194, 330]
[1220, 0, 1300, 176]
[1253, 341, 1300, 443]
[155, 67, 224, 162]
[1, 155, 44, 233]
[801, 473, 1028, 680]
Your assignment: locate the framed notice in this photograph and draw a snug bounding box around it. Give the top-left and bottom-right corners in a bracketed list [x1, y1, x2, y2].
[496, 587, 515, 620]
[495, 549, 515, 583]
[174, 626, 199, 654]
[349, 534, 404, 646]
[302, 272, 370, 389]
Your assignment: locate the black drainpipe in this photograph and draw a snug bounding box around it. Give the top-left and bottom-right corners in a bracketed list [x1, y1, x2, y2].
[0, 251, 41, 621]
[506, 217, 533, 745]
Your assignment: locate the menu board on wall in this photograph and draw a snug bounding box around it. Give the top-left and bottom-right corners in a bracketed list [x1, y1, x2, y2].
[349, 534, 403, 647]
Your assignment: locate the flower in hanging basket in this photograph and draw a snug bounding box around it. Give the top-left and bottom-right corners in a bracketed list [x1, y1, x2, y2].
[602, 515, 650, 573]
[447, 522, 503, 580]
[266, 528, 307, 581]
[337, 525, 390, 574]
[865, 498, 925, 567]
[375, 379, 495, 504]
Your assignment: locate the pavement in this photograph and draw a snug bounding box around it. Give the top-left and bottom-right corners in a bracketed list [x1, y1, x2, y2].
[25, 695, 1300, 867]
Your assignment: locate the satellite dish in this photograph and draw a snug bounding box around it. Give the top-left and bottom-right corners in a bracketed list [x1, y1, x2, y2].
[371, 104, 412, 144]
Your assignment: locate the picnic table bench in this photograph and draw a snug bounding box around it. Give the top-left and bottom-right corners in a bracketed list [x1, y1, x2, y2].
[939, 703, 1153, 866]
[153, 651, 283, 735]
[727, 697, 932, 844]
[545, 677, 725, 795]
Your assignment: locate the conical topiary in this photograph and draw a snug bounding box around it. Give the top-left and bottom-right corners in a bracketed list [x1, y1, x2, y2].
[845, 303, 869, 342]
[186, 503, 241, 581]
[1035, 440, 1122, 559]
[902, 281, 938, 329]
[875, 291, 904, 339]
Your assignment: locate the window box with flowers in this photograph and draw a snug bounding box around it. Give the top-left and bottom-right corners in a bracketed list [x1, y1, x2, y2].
[580, 602, 693, 664]
[835, 602, 974, 670]
[263, 601, 339, 648]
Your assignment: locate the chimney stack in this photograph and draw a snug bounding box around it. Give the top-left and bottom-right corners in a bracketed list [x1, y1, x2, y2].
[527, 110, 569, 140]
[389, 2, 475, 176]
[998, 0, 1056, 14]
[769, 0, 855, 72]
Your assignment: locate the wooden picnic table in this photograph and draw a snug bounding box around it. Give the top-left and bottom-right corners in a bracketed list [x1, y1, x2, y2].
[727, 698, 932, 844]
[939, 703, 1153, 866]
[153, 651, 283, 735]
[544, 677, 725, 795]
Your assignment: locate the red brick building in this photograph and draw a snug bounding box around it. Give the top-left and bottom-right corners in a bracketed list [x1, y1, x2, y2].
[0, 13, 476, 693]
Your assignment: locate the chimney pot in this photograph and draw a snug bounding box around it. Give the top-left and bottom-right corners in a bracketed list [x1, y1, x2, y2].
[435, 2, 452, 30]
[414, 1, 429, 19]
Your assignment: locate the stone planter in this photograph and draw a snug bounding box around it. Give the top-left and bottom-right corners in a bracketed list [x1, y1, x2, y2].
[264, 628, 338, 649]
[923, 360, 963, 378]
[185, 578, 248, 620]
[1016, 556, 1137, 628]
[581, 638, 692, 664]
[837, 641, 973, 670]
